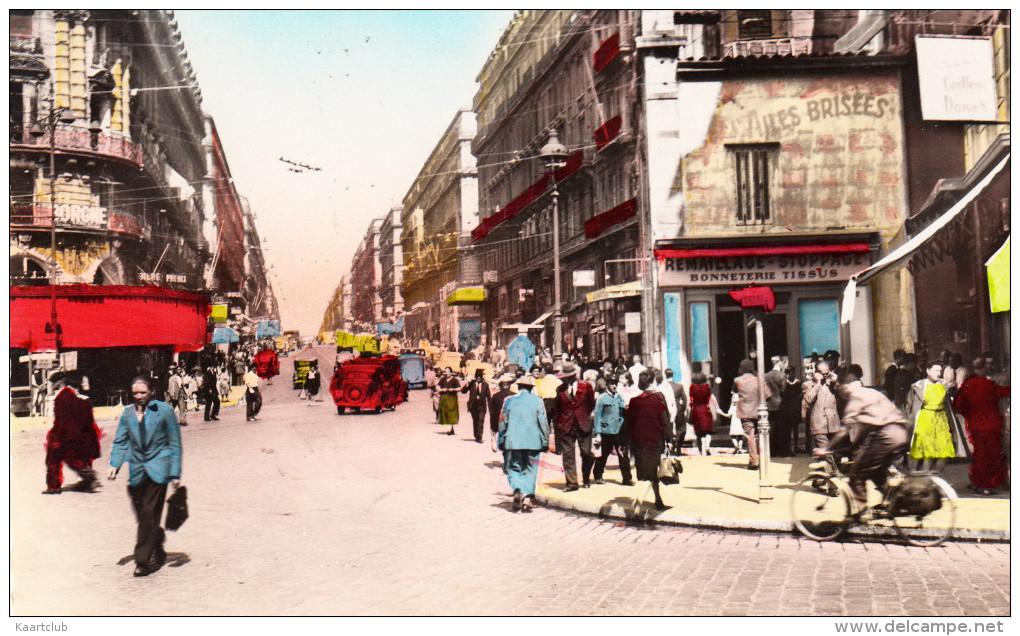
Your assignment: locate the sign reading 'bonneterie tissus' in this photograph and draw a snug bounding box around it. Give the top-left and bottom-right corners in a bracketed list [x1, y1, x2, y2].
[659, 252, 868, 287]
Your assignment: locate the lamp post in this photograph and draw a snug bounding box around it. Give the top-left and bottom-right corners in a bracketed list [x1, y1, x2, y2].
[28, 85, 77, 353]
[539, 129, 567, 362]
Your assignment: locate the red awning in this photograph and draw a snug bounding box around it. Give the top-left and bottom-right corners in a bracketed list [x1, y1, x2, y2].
[655, 242, 871, 260]
[10, 285, 210, 352]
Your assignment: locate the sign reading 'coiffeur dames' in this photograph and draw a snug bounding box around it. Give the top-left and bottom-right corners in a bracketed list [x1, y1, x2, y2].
[659, 252, 867, 287]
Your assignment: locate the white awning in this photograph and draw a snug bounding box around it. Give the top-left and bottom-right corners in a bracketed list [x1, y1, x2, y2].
[841, 152, 1010, 324]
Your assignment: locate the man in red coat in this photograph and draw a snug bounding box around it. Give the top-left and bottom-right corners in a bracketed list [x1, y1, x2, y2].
[43, 372, 103, 494]
[553, 363, 596, 491]
[953, 358, 1010, 495]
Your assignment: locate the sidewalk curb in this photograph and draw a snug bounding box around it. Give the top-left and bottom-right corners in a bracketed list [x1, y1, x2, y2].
[534, 454, 1010, 542]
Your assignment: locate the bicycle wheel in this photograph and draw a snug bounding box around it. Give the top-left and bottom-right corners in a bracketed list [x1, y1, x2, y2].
[890, 479, 957, 547]
[791, 475, 850, 541]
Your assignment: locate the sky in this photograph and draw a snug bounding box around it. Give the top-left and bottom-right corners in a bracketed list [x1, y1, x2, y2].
[173, 9, 515, 335]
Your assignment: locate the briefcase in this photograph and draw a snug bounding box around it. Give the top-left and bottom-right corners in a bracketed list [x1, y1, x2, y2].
[165, 485, 189, 531]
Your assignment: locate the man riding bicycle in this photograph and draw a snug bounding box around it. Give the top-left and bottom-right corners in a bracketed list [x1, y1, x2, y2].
[814, 365, 909, 517]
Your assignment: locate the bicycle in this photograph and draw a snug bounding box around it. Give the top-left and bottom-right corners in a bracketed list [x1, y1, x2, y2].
[790, 453, 957, 546]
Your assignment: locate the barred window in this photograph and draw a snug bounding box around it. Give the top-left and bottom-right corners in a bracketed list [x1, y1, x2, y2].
[730, 144, 775, 225]
[737, 10, 772, 39]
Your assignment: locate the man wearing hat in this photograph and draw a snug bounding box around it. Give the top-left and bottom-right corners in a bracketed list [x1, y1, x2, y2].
[488, 374, 516, 452]
[43, 372, 103, 494]
[462, 368, 491, 443]
[166, 365, 188, 426]
[497, 375, 549, 512]
[553, 362, 596, 491]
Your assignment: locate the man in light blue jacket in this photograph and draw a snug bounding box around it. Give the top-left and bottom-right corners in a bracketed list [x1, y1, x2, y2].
[498, 375, 548, 512]
[108, 376, 182, 577]
[592, 376, 633, 486]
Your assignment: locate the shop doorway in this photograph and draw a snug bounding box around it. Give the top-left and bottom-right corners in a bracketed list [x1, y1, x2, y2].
[715, 309, 788, 411]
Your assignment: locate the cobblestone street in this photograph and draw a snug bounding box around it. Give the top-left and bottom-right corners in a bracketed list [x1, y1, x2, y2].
[9, 349, 1011, 617]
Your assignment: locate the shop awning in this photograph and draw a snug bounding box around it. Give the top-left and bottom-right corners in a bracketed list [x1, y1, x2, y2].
[10, 285, 210, 352]
[586, 280, 642, 303]
[256, 319, 281, 339]
[655, 242, 871, 260]
[210, 327, 239, 344]
[986, 235, 1010, 313]
[446, 287, 486, 306]
[841, 152, 1010, 324]
[500, 310, 554, 331]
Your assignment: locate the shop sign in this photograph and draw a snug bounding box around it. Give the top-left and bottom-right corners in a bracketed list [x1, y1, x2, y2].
[138, 272, 190, 285]
[54, 203, 108, 229]
[573, 270, 596, 287]
[624, 312, 641, 334]
[915, 36, 998, 122]
[659, 252, 867, 287]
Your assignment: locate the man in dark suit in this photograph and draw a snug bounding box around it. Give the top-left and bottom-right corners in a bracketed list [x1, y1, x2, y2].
[200, 365, 220, 421]
[488, 374, 516, 452]
[108, 376, 182, 577]
[553, 363, 596, 491]
[461, 368, 491, 443]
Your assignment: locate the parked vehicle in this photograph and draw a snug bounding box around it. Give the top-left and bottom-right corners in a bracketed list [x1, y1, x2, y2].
[329, 355, 408, 414]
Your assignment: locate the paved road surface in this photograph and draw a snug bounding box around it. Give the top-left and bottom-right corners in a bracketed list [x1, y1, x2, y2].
[9, 347, 1011, 616]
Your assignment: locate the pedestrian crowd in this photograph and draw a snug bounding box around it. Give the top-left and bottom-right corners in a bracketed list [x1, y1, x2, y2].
[416, 340, 1009, 513]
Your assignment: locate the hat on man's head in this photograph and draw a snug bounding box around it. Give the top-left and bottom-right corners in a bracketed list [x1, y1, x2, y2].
[497, 373, 515, 384]
[516, 375, 536, 388]
[556, 362, 578, 378]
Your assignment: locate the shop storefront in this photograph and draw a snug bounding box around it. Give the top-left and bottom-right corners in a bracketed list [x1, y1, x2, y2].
[656, 236, 879, 407]
[9, 284, 209, 413]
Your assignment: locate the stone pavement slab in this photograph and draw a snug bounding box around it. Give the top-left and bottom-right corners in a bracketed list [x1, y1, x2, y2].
[536, 449, 1010, 540]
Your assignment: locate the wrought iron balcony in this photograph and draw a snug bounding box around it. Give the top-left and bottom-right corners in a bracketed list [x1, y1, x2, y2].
[9, 202, 143, 239]
[10, 123, 144, 168]
[723, 36, 813, 58]
[9, 35, 42, 54]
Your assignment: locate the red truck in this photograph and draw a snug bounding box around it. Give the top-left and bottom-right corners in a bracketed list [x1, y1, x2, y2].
[329, 355, 408, 415]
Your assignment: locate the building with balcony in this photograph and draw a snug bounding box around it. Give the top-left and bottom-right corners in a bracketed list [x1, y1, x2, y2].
[401, 109, 482, 351]
[9, 9, 274, 410]
[377, 206, 404, 331]
[349, 218, 383, 331]
[472, 10, 644, 359]
[639, 9, 1010, 400]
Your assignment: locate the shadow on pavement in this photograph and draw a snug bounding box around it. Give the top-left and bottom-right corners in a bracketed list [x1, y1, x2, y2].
[684, 485, 759, 504]
[597, 496, 672, 526]
[117, 552, 190, 569]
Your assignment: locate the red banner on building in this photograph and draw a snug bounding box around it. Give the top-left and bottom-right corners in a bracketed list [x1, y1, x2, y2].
[594, 115, 622, 149]
[553, 150, 584, 182]
[584, 198, 637, 239]
[10, 285, 210, 352]
[594, 32, 621, 72]
[471, 175, 550, 243]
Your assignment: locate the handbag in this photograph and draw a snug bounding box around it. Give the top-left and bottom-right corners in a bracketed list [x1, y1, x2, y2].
[657, 454, 683, 485]
[165, 485, 189, 531]
[948, 407, 972, 460]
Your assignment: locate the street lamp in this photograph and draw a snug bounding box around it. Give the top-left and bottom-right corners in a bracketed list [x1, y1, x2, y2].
[538, 129, 567, 362]
[28, 85, 77, 352]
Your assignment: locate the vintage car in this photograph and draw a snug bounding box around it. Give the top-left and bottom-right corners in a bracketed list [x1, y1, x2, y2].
[329, 354, 408, 414]
[293, 359, 314, 389]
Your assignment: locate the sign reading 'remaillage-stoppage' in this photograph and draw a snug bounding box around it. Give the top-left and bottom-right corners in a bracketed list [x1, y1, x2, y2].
[659, 252, 868, 287]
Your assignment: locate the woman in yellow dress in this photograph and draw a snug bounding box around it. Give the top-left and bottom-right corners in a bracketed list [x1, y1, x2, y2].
[906, 361, 956, 472]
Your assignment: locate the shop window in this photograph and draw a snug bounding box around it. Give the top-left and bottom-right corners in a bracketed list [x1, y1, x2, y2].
[730, 144, 775, 225]
[798, 299, 840, 358]
[690, 302, 711, 362]
[737, 10, 772, 39]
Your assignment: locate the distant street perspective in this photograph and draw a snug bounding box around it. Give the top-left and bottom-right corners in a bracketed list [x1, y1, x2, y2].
[8, 347, 1011, 616]
[8, 9, 1012, 620]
